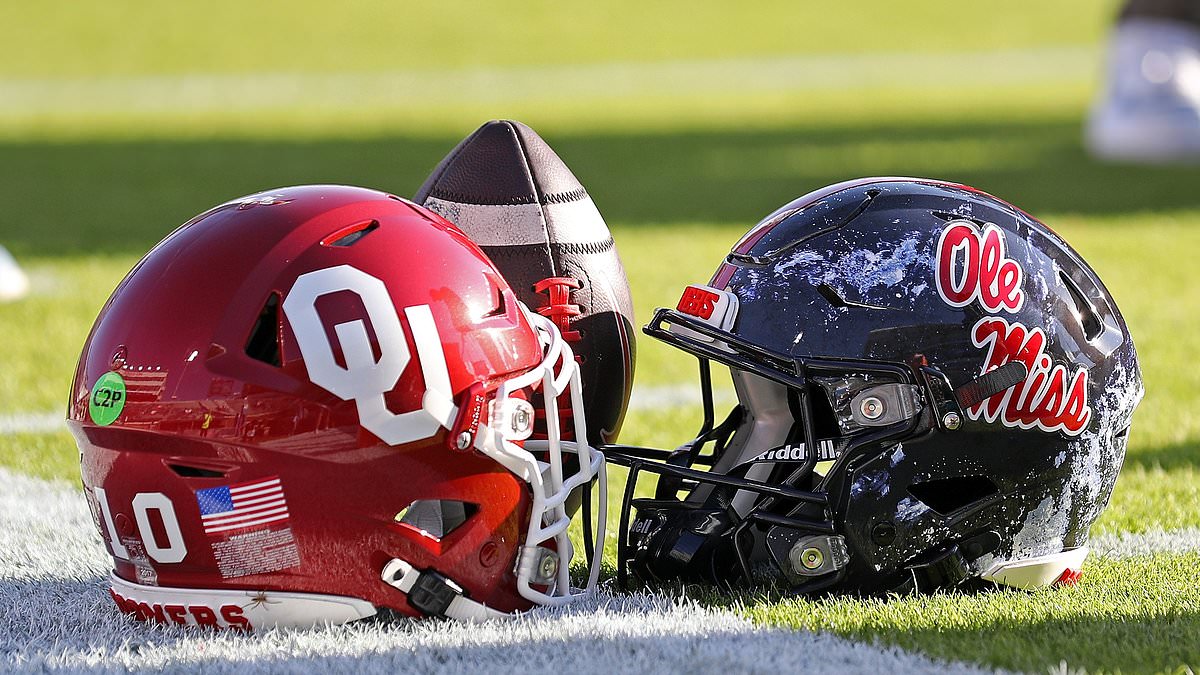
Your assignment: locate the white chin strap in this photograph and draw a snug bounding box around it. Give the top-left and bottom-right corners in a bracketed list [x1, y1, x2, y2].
[380, 559, 510, 622]
[382, 306, 607, 618]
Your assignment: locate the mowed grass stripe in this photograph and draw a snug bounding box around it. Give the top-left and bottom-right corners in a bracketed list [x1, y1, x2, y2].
[741, 552, 1200, 674]
[0, 47, 1094, 116]
[0, 1, 1108, 79]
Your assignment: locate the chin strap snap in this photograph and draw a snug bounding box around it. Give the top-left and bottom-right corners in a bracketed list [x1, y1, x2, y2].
[904, 545, 974, 593]
[381, 559, 510, 622]
[899, 530, 1003, 594]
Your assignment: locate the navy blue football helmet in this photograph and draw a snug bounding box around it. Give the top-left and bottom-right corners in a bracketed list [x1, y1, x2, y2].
[606, 178, 1143, 595]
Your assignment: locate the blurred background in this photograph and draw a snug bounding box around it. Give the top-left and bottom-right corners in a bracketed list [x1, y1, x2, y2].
[3, 2, 1200, 670]
[3, 0, 1198, 516]
[4, 0, 1199, 516]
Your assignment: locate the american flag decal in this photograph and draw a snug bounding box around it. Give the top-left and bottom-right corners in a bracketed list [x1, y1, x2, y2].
[195, 477, 290, 535]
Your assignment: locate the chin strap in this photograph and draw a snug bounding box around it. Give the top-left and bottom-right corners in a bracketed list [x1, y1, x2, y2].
[897, 530, 1004, 594]
[903, 545, 975, 593]
[381, 559, 511, 622]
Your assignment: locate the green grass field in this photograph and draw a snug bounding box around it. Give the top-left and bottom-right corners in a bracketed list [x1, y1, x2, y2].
[3, 1, 1199, 672]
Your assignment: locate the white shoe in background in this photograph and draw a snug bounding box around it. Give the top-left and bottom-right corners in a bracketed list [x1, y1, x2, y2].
[0, 245, 30, 302]
[1086, 18, 1200, 162]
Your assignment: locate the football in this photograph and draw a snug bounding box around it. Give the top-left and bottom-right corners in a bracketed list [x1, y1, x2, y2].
[414, 120, 636, 445]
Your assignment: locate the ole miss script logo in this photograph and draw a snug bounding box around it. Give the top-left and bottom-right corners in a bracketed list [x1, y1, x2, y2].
[935, 221, 1024, 313]
[935, 220, 1091, 436]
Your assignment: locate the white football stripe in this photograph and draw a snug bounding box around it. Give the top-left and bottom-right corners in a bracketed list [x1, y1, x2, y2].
[543, 197, 613, 246]
[422, 199, 546, 246]
[424, 197, 615, 248]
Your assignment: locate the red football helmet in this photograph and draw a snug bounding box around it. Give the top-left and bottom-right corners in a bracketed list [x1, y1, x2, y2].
[68, 185, 606, 628]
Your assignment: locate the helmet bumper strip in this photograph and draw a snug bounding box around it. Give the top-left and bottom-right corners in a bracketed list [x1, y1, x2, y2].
[109, 573, 376, 630]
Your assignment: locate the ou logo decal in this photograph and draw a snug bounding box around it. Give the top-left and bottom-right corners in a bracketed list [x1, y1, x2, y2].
[282, 265, 455, 446]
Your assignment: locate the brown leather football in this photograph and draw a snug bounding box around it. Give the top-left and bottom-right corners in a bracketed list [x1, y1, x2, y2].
[414, 120, 635, 445]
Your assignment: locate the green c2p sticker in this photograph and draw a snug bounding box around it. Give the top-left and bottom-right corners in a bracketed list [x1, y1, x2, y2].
[89, 371, 126, 426]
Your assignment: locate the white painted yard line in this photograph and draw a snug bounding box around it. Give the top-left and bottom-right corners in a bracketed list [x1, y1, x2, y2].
[0, 411, 62, 435]
[0, 468, 994, 674]
[1091, 527, 1200, 559]
[0, 46, 1096, 116]
[628, 383, 738, 411]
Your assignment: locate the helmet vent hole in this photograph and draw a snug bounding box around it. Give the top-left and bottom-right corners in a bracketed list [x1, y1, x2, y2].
[817, 283, 850, 308]
[907, 476, 998, 516]
[815, 283, 888, 311]
[931, 211, 986, 227]
[245, 292, 282, 367]
[395, 500, 478, 540]
[167, 463, 225, 478]
[1059, 271, 1103, 341]
[322, 219, 380, 247]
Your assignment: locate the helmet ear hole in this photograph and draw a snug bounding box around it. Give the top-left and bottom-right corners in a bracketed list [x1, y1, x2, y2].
[907, 476, 999, 516]
[395, 500, 479, 540]
[245, 292, 282, 366]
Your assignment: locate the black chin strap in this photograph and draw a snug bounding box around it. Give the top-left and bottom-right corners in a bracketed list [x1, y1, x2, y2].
[895, 530, 1003, 594]
[955, 362, 1029, 409]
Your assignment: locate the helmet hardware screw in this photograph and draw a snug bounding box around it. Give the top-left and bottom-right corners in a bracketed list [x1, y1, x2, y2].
[943, 412, 962, 430]
[860, 396, 885, 420]
[800, 547, 824, 570]
[511, 406, 532, 434]
[455, 431, 472, 450]
[538, 552, 559, 580]
[871, 522, 897, 546]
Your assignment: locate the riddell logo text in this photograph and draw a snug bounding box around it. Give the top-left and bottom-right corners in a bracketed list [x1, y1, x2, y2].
[968, 317, 1091, 435]
[748, 440, 838, 463]
[677, 286, 720, 320]
[936, 221, 1025, 313]
[110, 589, 252, 630]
